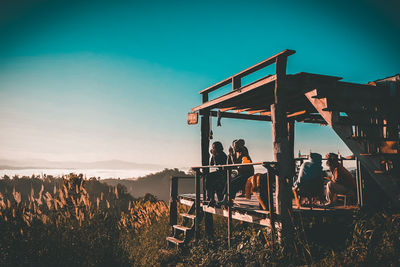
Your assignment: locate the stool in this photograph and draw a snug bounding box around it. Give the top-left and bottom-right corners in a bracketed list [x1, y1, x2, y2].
[337, 194, 347, 207]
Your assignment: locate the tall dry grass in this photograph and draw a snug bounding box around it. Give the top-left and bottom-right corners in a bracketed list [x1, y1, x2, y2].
[0, 173, 171, 267]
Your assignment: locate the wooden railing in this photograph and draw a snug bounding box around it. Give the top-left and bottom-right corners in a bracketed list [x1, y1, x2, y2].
[199, 49, 296, 98]
[191, 161, 277, 247]
[169, 176, 195, 230]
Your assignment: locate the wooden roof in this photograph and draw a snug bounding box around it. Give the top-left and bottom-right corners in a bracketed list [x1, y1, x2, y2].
[190, 50, 399, 124]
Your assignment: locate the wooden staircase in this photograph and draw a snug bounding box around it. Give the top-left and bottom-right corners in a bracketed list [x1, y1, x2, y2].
[305, 75, 400, 207]
[166, 204, 198, 249]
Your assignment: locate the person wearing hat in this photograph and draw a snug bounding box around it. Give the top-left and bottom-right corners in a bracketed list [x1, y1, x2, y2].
[293, 153, 325, 204]
[325, 153, 356, 205]
[228, 139, 250, 196]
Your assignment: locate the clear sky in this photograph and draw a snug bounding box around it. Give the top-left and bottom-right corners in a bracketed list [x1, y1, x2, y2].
[0, 0, 399, 168]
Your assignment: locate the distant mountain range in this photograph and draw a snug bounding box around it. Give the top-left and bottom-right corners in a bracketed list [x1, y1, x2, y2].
[0, 158, 163, 170]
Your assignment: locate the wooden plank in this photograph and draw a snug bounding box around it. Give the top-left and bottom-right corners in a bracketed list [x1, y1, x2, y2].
[287, 110, 307, 118]
[210, 110, 271, 122]
[199, 49, 295, 95]
[191, 161, 277, 170]
[179, 194, 356, 217]
[202, 205, 279, 227]
[247, 109, 267, 115]
[192, 75, 277, 112]
[179, 198, 194, 207]
[234, 108, 250, 113]
[219, 107, 236, 112]
[166, 236, 184, 244]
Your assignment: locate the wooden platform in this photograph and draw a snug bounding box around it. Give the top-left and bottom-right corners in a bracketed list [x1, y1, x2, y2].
[179, 193, 358, 228]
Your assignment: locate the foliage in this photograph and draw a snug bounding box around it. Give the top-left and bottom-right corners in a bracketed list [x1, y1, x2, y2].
[0, 173, 131, 267]
[339, 212, 400, 266]
[1, 172, 400, 266]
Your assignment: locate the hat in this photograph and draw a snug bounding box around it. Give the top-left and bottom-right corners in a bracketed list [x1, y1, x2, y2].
[309, 153, 322, 163]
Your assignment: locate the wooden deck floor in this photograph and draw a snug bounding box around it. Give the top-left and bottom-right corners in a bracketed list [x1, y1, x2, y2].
[179, 193, 358, 227]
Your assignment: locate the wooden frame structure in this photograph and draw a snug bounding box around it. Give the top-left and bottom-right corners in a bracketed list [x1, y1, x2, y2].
[167, 49, 400, 248]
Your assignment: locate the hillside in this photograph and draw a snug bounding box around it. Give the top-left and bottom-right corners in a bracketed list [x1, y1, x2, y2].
[102, 168, 194, 201]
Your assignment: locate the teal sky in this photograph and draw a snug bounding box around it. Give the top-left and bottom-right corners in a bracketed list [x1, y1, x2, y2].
[0, 0, 399, 168]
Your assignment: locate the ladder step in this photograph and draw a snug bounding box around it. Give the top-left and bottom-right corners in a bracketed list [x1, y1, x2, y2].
[166, 236, 184, 245]
[173, 225, 192, 232]
[180, 213, 196, 220]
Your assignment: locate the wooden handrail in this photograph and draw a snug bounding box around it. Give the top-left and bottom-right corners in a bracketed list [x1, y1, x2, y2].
[191, 161, 277, 170]
[169, 175, 195, 227]
[199, 49, 296, 95]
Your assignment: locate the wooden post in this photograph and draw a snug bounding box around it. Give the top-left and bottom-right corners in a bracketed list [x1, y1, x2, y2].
[271, 55, 293, 245]
[201, 93, 213, 237]
[232, 76, 241, 90]
[169, 176, 178, 231]
[266, 167, 276, 243]
[356, 158, 364, 208]
[227, 168, 232, 249]
[288, 119, 295, 179]
[195, 169, 201, 239]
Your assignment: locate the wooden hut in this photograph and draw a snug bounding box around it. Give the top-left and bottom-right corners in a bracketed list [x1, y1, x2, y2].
[167, 49, 400, 248]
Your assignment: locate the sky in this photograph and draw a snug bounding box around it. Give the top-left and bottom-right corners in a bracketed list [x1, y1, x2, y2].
[0, 0, 399, 168]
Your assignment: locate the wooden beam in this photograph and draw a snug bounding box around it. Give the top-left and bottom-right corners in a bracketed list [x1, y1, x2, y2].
[192, 75, 277, 112]
[210, 110, 271, 121]
[247, 109, 267, 115]
[287, 110, 307, 118]
[219, 107, 235, 112]
[199, 49, 295, 95]
[234, 108, 250, 113]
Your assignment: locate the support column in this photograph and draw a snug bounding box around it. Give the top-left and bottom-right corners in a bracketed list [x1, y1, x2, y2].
[288, 119, 296, 179]
[201, 93, 213, 237]
[271, 55, 293, 245]
[169, 177, 178, 226]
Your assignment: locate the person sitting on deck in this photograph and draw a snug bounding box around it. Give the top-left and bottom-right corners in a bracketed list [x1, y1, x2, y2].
[218, 144, 255, 206]
[293, 153, 325, 205]
[205, 141, 227, 205]
[228, 139, 247, 163]
[325, 153, 357, 206]
[228, 139, 249, 196]
[244, 168, 275, 211]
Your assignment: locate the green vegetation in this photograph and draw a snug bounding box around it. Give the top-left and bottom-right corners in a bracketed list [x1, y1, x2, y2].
[1, 171, 399, 266]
